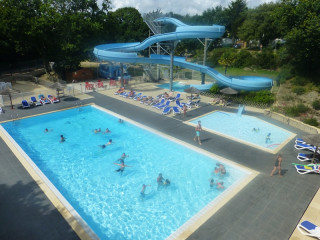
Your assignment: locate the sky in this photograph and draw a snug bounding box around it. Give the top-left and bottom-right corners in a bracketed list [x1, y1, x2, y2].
[107, 0, 276, 15]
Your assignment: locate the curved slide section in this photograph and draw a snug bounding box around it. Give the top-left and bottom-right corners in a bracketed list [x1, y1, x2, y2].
[93, 17, 273, 91]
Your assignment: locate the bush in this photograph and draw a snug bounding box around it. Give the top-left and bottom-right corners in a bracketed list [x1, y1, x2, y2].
[209, 84, 220, 94]
[303, 118, 319, 126]
[292, 86, 306, 95]
[291, 76, 308, 86]
[209, 48, 231, 67]
[256, 49, 276, 69]
[233, 50, 254, 68]
[243, 90, 275, 105]
[312, 100, 320, 110]
[284, 104, 309, 117]
[276, 65, 295, 85]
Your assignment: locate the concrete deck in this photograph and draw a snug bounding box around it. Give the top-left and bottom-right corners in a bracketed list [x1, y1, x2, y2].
[1, 83, 319, 240]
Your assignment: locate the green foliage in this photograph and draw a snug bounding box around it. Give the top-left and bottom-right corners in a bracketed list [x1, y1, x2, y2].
[255, 49, 276, 69]
[233, 50, 254, 68]
[303, 118, 319, 127]
[276, 65, 295, 85]
[292, 86, 306, 95]
[208, 48, 228, 67]
[209, 84, 220, 94]
[274, 0, 320, 75]
[312, 100, 320, 110]
[291, 77, 308, 86]
[284, 104, 309, 117]
[243, 90, 275, 104]
[238, 3, 280, 46]
[218, 49, 236, 74]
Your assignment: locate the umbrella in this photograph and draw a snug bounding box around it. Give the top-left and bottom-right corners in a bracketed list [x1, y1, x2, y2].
[184, 87, 200, 99]
[303, 134, 320, 163]
[0, 88, 21, 109]
[220, 87, 238, 95]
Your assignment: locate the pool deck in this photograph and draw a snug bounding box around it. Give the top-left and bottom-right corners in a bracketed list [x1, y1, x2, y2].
[1, 85, 320, 240]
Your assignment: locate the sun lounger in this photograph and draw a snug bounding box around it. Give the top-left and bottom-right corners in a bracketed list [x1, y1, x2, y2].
[297, 153, 319, 162]
[22, 100, 30, 108]
[293, 163, 320, 174]
[294, 142, 318, 152]
[48, 95, 59, 103]
[133, 93, 142, 100]
[38, 94, 50, 104]
[156, 101, 170, 110]
[162, 106, 172, 115]
[30, 96, 41, 106]
[191, 99, 200, 107]
[172, 106, 180, 114]
[297, 220, 320, 239]
[295, 138, 307, 144]
[153, 98, 165, 108]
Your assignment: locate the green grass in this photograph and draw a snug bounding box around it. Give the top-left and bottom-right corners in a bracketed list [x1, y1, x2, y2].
[214, 66, 279, 79]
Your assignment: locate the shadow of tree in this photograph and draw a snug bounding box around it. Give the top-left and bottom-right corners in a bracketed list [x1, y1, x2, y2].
[0, 181, 79, 240]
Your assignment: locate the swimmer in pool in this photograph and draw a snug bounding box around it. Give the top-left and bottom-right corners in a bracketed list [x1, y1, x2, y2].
[164, 179, 171, 186]
[140, 184, 151, 197]
[117, 153, 129, 164]
[104, 128, 111, 134]
[113, 162, 131, 175]
[209, 178, 215, 188]
[266, 133, 271, 144]
[157, 173, 164, 189]
[216, 181, 224, 189]
[100, 139, 112, 148]
[118, 119, 124, 123]
[60, 135, 66, 143]
[94, 128, 101, 134]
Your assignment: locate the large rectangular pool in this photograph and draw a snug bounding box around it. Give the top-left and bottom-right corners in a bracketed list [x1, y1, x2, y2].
[1, 105, 254, 239]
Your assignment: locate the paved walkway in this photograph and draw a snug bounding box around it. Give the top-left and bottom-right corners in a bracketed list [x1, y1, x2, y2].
[0, 87, 319, 240]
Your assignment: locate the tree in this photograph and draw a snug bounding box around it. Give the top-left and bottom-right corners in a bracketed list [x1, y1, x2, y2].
[238, 3, 281, 46]
[274, 0, 320, 76]
[225, 0, 248, 43]
[218, 50, 236, 74]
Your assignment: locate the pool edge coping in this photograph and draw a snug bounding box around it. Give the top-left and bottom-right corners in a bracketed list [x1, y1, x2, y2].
[1, 104, 260, 240]
[0, 104, 98, 240]
[186, 110, 297, 154]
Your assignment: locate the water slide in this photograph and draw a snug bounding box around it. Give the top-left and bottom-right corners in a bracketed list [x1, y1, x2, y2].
[93, 17, 273, 91]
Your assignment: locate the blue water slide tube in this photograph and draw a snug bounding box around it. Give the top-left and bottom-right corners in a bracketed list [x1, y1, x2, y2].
[93, 17, 273, 91]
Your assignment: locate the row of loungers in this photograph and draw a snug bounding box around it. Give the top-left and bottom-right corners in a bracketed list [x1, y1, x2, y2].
[22, 94, 59, 108]
[114, 89, 201, 115]
[293, 138, 320, 174]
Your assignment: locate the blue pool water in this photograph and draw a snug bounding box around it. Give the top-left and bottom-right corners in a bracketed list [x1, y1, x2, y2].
[190, 111, 295, 150]
[157, 82, 190, 92]
[1, 106, 250, 240]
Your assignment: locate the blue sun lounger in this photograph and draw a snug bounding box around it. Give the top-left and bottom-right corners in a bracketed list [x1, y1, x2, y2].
[157, 101, 170, 110]
[152, 98, 165, 108]
[293, 163, 320, 174]
[162, 106, 172, 115]
[294, 142, 318, 152]
[22, 100, 30, 108]
[31, 96, 41, 106]
[172, 106, 180, 115]
[297, 220, 320, 239]
[297, 153, 319, 162]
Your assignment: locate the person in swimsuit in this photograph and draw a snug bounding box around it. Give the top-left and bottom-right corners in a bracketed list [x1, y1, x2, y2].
[209, 178, 215, 188]
[60, 135, 66, 143]
[216, 181, 224, 189]
[270, 154, 283, 176]
[117, 153, 128, 163]
[100, 139, 112, 148]
[194, 121, 202, 145]
[157, 173, 164, 189]
[114, 162, 131, 175]
[140, 184, 151, 197]
[266, 133, 271, 144]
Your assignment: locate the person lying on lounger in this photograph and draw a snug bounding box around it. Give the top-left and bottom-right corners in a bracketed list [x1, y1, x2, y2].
[115, 87, 125, 94]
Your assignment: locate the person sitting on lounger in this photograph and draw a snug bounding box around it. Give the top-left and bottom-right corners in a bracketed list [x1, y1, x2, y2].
[128, 90, 135, 98]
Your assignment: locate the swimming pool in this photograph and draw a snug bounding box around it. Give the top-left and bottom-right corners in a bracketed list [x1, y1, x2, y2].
[157, 82, 190, 92]
[189, 111, 296, 153]
[1, 106, 254, 239]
